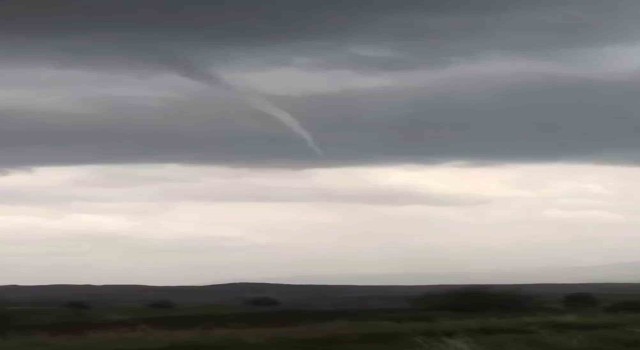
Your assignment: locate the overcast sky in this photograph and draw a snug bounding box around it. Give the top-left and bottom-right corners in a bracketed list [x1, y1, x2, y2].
[2, 0, 640, 285]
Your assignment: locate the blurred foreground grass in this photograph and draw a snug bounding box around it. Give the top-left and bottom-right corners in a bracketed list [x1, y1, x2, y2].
[3, 313, 640, 350]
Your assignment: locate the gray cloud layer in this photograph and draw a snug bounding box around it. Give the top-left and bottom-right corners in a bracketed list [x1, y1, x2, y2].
[2, 0, 640, 167]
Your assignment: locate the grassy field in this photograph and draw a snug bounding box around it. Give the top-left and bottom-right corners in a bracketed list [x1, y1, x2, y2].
[3, 286, 640, 349]
[3, 308, 640, 349]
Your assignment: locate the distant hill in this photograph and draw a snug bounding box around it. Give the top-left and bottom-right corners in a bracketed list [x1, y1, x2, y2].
[3, 282, 640, 309]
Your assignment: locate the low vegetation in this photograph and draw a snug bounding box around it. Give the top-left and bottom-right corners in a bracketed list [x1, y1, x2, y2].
[605, 300, 640, 313]
[2, 287, 640, 349]
[146, 300, 177, 310]
[412, 287, 537, 313]
[243, 296, 281, 307]
[563, 293, 601, 310]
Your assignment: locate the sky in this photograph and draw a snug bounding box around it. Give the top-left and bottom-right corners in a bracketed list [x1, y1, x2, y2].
[2, 0, 640, 285]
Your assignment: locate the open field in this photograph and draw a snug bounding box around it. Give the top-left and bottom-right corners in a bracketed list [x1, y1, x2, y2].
[3, 313, 640, 349]
[3, 283, 640, 349]
[4, 283, 640, 308]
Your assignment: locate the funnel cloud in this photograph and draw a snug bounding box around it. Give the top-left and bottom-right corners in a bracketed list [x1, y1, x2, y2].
[157, 54, 323, 156]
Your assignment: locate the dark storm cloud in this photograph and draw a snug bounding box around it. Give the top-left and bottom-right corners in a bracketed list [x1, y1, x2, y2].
[2, 0, 637, 72]
[1, 0, 640, 167]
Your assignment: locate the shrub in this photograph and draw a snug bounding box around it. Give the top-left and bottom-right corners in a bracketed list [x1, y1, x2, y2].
[413, 287, 536, 313]
[244, 296, 281, 307]
[147, 300, 177, 309]
[562, 293, 600, 310]
[605, 300, 640, 313]
[63, 301, 91, 311]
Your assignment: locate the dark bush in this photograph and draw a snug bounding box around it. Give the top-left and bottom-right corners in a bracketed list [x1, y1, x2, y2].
[605, 300, 640, 313]
[244, 296, 281, 307]
[562, 293, 600, 310]
[63, 301, 91, 311]
[147, 300, 177, 309]
[413, 287, 536, 313]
